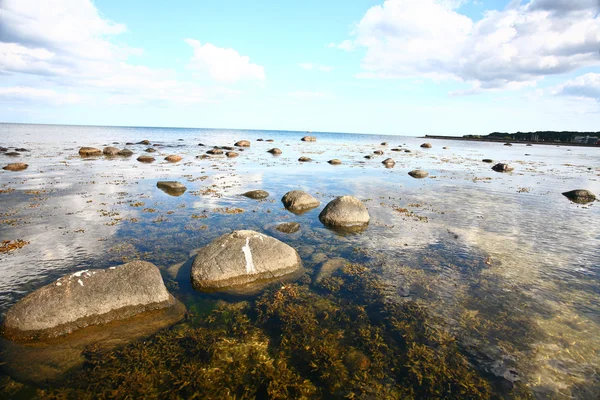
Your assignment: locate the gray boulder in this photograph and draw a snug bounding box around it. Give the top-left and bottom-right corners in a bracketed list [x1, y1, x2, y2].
[191, 230, 302, 291]
[562, 189, 596, 204]
[281, 190, 320, 212]
[243, 190, 269, 199]
[318, 196, 370, 229]
[2, 261, 177, 341]
[157, 181, 187, 196]
[408, 170, 429, 178]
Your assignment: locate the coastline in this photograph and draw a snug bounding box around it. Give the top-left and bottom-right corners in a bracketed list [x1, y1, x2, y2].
[422, 135, 600, 148]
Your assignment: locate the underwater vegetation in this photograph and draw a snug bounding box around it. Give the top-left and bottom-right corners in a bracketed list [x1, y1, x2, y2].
[0, 263, 535, 399]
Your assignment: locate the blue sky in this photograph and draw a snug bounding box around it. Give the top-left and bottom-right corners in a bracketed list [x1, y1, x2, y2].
[1, 0, 599, 135]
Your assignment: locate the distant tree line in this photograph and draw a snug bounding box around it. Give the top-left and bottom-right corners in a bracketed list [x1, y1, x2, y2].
[465, 131, 600, 142]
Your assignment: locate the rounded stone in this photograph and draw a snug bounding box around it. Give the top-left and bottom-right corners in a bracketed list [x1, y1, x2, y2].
[482, 159, 493, 163]
[102, 147, 120, 156]
[117, 149, 133, 156]
[137, 155, 155, 163]
[165, 155, 182, 162]
[381, 142, 388, 146]
[382, 158, 395, 166]
[298, 156, 312, 162]
[408, 170, 429, 178]
[301, 136, 317, 142]
[318, 196, 370, 229]
[420, 143, 432, 148]
[276, 222, 301, 234]
[2, 261, 176, 341]
[3, 163, 28, 171]
[492, 163, 514, 172]
[145, 148, 156, 153]
[243, 190, 269, 199]
[281, 190, 320, 212]
[191, 230, 302, 291]
[235, 140, 251, 147]
[157, 181, 187, 196]
[207, 148, 223, 155]
[226, 151, 239, 158]
[78, 147, 102, 157]
[504, 143, 513, 146]
[138, 140, 151, 145]
[328, 159, 342, 165]
[267, 148, 282, 155]
[562, 189, 596, 204]
[373, 150, 384, 155]
[5, 152, 20, 156]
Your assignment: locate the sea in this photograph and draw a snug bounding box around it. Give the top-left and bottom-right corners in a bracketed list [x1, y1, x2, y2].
[0, 123, 599, 398]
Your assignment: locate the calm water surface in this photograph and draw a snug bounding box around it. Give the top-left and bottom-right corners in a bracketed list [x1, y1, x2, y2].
[0, 123, 599, 398]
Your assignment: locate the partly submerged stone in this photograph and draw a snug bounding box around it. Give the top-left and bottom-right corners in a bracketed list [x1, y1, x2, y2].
[226, 151, 239, 158]
[298, 156, 312, 162]
[2, 261, 177, 341]
[78, 147, 102, 157]
[102, 146, 120, 156]
[562, 189, 596, 204]
[137, 155, 155, 163]
[145, 147, 157, 153]
[408, 170, 429, 178]
[235, 140, 251, 147]
[165, 154, 182, 162]
[157, 181, 187, 196]
[267, 148, 282, 155]
[482, 159, 493, 163]
[2, 163, 28, 171]
[281, 190, 320, 213]
[138, 140, 151, 145]
[207, 148, 223, 155]
[191, 230, 302, 291]
[420, 143, 432, 148]
[301, 136, 316, 142]
[382, 158, 395, 167]
[276, 222, 300, 234]
[318, 196, 370, 230]
[492, 163, 514, 172]
[243, 190, 269, 199]
[328, 159, 342, 165]
[117, 149, 134, 156]
[373, 150, 384, 155]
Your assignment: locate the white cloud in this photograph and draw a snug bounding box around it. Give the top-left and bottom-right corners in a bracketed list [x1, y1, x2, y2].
[0, 86, 83, 105]
[185, 39, 265, 82]
[328, 40, 355, 51]
[289, 91, 335, 99]
[298, 63, 333, 72]
[344, 0, 600, 91]
[553, 73, 600, 101]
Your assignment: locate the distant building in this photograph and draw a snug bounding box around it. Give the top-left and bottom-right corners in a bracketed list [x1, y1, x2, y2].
[573, 136, 599, 144]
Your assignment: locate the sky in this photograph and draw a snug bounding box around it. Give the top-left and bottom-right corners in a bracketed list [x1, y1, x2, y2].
[0, 0, 599, 136]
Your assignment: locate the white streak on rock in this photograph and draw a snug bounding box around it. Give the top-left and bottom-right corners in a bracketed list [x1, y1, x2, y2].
[242, 237, 256, 274]
[77, 279, 84, 287]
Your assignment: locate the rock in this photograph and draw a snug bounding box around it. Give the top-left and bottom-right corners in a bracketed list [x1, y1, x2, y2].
[267, 148, 282, 155]
[198, 143, 205, 146]
[138, 140, 151, 145]
[404, 149, 411, 153]
[443, 146, 449, 149]
[2, 261, 177, 341]
[276, 222, 300, 234]
[482, 159, 493, 163]
[298, 156, 312, 162]
[3, 163, 28, 171]
[301, 136, 316, 142]
[504, 143, 512, 146]
[391, 148, 401, 152]
[328, 159, 342, 165]
[373, 150, 384, 155]
[235, 140, 251, 147]
[207, 148, 223, 155]
[492, 163, 514, 172]
[266, 139, 274, 142]
[78, 147, 102, 157]
[318, 196, 370, 229]
[153, 144, 162, 147]
[226, 151, 239, 158]
[221, 146, 235, 151]
[364, 155, 373, 159]
[420, 143, 432, 148]
[126, 142, 134, 145]
[117, 149, 133, 156]
[197, 154, 210, 159]
[408, 170, 429, 178]
[157, 181, 187, 196]
[145, 147, 157, 153]
[382, 158, 395, 167]
[526, 144, 532, 146]
[314, 258, 347, 284]
[257, 138, 264, 141]
[381, 142, 388, 145]
[102, 147, 120, 156]
[562, 189, 596, 204]
[137, 155, 155, 163]
[191, 230, 302, 291]
[281, 190, 320, 212]
[165, 155, 182, 162]
[5, 152, 20, 156]
[243, 190, 269, 199]
[0, 147, 7, 152]
[14, 148, 29, 152]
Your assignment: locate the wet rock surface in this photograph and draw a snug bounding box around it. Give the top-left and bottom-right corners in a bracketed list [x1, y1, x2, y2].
[319, 196, 370, 230]
[191, 230, 302, 291]
[301, 136, 316, 142]
[78, 147, 102, 157]
[243, 190, 269, 199]
[165, 155, 182, 162]
[267, 148, 282, 155]
[137, 155, 155, 163]
[157, 181, 187, 196]
[102, 147, 120, 156]
[562, 189, 596, 204]
[408, 170, 429, 178]
[2, 163, 28, 171]
[281, 190, 320, 212]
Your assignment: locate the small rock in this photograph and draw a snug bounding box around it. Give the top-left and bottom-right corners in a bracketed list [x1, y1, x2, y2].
[207, 149, 223, 155]
[408, 170, 429, 178]
[562, 189, 596, 204]
[138, 140, 151, 145]
[221, 146, 235, 151]
[226, 151, 239, 158]
[137, 155, 155, 163]
[3, 163, 28, 171]
[391, 148, 401, 152]
[165, 155, 182, 162]
[281, 190, 320, 212]
[257, 138, 264, 141]
[102, 147, 120, 156]
[381, 142, 388, 145]
[382, 158, 395, 167]
[14, 148, 29, 152]
[314, 257, 347, 283]
[373, 150, 384, 155]
[157, 181, 187, 196]
[364, 155, 373, 159]
[298, 156, 312, 162]
[117, 149, 133, 156]
[328, 159, 342, 165]
[420, 143, 432, 148]
[492, 163, 514, 172]
[126, 142, 134, 145]
[482, 159, 493, 163]
[267, 148, 282, 155]
[504, 143, 512, 146]
[235, 140, 251, 147]
[443, 146, 449, 149]
[526, 144, 533, 146]
[197, 143, 205, 146]
[319, 196, 370, 229]
[276, 222, 300, 234]
[145, 148, 157, 153]
[5, 152, 20, 157]
[301, 136, 316, 142]
[0, 147, 7, 152]
[404, 149, 411, 153]
[243, 190, 269, 199]
[78, 147, 102, 157]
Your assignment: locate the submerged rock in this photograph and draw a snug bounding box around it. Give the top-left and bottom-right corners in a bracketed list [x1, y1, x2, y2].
[137, 155, 155, 163]
[298, 156, 312, 162]
[145, 148, 157, 153]
[117, 149, 133, 156]
[2, 163, 28, 171]
[328, 159, 342, 165]
[157, 181, 187, 196]
[408, 170, 429, 178]
[492, 163, 514, 172]
[191, 230, 302, 291]
[420, 143, 432, 148]
[78, 147, 102, 157]
[165, 154, 182, 162]
[276, 222, 300, 234]
[382, 158, 395, 167]
[318, 196, 370, 230]
[14, 148, 29, 152]
[314, 257, 347, 284]
[243, 190, 269, 199]
[562, 189, 596, 204]
[301, 136, 316, 142]
[138, 140, 151, 145]
[267, 148, 282, 155]
[2, 261, 178, 341]
[102, 147, 120, 156]
[281, 190, 320, 212]
[235, 140, 251, 147]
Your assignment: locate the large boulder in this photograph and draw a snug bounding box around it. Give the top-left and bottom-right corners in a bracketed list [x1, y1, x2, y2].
[318, 196, 370, 229]
[281, 190, 320, 212]
[301, 136, 317, 142]
[191, 230, 302, 291]
[2, 261, 177, 341]
[562, 189, 596, 204]
[79, 147, 102, 157]
[3, 163, 28, 171]
[103, 147, 120, 156]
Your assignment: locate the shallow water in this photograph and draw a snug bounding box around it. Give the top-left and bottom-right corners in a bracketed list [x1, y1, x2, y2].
[0, 123, 599, 398]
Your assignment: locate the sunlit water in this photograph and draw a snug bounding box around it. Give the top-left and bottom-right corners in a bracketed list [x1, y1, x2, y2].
[0, 123, 599, 398]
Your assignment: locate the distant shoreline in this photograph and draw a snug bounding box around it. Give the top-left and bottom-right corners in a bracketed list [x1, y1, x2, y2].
[422, 135, 600, 148]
